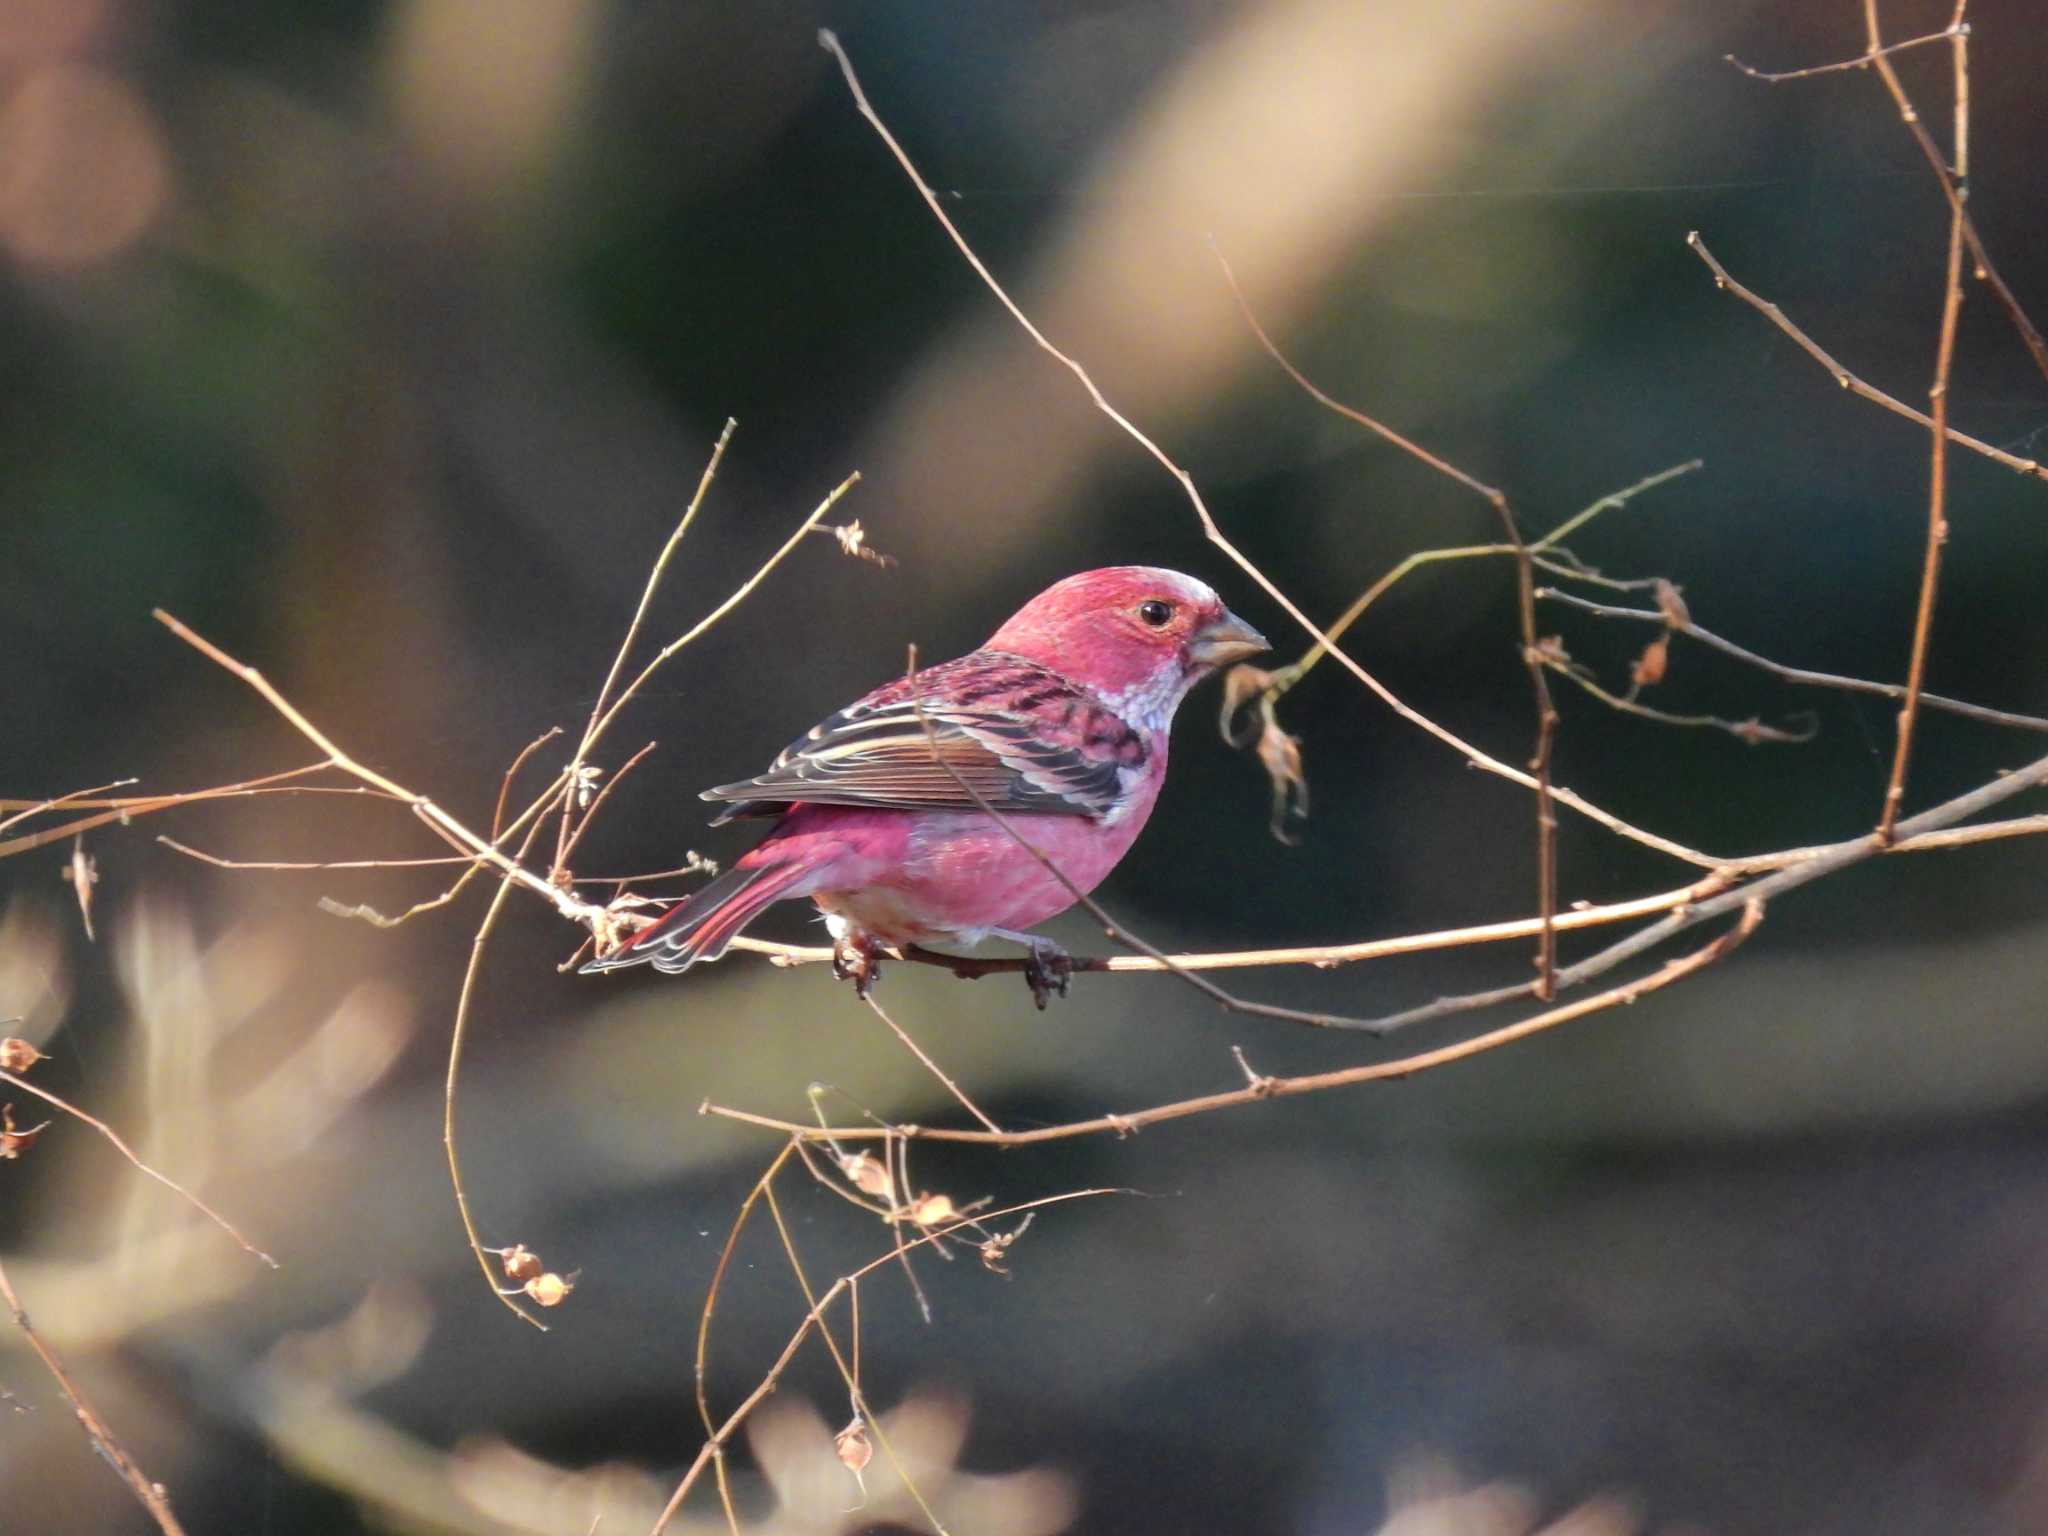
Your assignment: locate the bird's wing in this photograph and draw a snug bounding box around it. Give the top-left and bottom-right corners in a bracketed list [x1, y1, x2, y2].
[703, 653, 1145, 823]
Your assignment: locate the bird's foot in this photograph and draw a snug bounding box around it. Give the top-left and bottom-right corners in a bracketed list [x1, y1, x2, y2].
[831, 931, 883, 999]
[1019, 936, 1073, 1011]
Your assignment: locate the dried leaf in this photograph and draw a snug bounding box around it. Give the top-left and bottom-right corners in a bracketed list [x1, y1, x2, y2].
[908, 1192, 957, 1228]
[0, 1038, 42, 1073]
[834, 1417, 873, 1474]
[62, 834, 98, 942]
[0, 1104, 49, 1159]
[1730, 714, 1819, 746]
[838, 1151, 894, 1201]
[1630, 634, 1670, 691]
[1654, 578, 1692, 629]
[827, 520, 896, 567]
[1257, 718, 1310, 846]
[1218, 663, 1275, 748]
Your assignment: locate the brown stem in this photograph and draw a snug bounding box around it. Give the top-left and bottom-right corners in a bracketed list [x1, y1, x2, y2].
[0, 1257, 189, 1536]
[1686, 234, 2042, 481]
[1875, 0, 1969, 843]
[706, 903, 1763, 1148]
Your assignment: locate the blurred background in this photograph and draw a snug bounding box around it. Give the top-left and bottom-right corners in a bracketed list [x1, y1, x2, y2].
[4, 0, 2048, 1531]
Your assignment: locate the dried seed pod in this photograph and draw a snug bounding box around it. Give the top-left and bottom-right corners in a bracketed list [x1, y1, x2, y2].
[524, 1271, 576, 1307]
[0, 1104, 49, 1159]
[834, 1417, 873, 1474]
[907, 1193, 957, 1228]
[838, 1151, 894, 1200]
[0, 1038, 43, 1073]
[497, 1244, 544, 1283]
[1631, 634, 1670, 690]
[1654, 578, 1692, 629]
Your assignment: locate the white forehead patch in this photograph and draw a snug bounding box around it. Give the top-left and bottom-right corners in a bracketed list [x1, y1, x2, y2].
[1140, 568, 1220, 612]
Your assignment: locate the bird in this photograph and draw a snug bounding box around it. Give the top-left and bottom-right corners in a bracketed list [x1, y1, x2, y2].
[582, 566, 1268, 1005]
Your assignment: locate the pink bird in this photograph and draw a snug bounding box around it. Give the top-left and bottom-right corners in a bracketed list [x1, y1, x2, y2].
[583, 566, 1267, 1004]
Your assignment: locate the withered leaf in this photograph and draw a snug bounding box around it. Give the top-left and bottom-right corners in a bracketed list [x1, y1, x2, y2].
[1654, 579, 1692, 630]
[1631, 634, 1670, 691]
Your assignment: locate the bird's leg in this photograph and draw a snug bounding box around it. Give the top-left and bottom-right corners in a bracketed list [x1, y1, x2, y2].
[990, 928, 1073, 1011]
[831, 929, 883, 999]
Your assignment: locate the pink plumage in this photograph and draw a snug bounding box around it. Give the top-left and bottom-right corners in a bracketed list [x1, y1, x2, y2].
[583, 566, 1266, 1000]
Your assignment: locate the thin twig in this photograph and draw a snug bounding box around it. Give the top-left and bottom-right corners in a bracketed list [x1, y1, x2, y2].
[0, 765, 367, 859]
[1726, 24, 1959, 82]
[156, 841, 477, 872]
[150, 611, 603, 926]
[494, 726, 565, 839]
[586, 471, 862, 750]
[758, 1182, 946, 1533]
[653, 1180, 1116, 1533]
[862, 992, 1001, 1134]
[0, 1257, 189, 1536]
[694, 1141, 797, 1533]
[0, 1069, 275, 1267]
[1541, 654, 1820, 743]
[1853, 0, 2048, 385]
[1876, 0, 1968, 844]
[1214, 249, 1560, 995]
[0, 778, 138, 836]
[558, 419, 737, 873]
[1351, 736, 2048, 1033]
[444, 808, 559, 1331]
[1686, 233, 2044, 481]
[557, 741, 658, 871]
[1537, 587, 2048, 733]
[816, 27, 1730, 874]
[706, 903, 1763, 1148]
[710, 742, 2048, 1146]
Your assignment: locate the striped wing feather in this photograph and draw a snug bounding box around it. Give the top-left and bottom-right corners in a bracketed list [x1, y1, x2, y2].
[703, 654, 1129, 822]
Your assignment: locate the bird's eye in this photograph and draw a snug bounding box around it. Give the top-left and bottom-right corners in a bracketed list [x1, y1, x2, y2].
[1137, 599, 1174, 627]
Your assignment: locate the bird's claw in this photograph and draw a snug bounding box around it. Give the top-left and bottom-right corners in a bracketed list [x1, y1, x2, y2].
[832, 933, 882, 999]
[1021, 939, 1073, 1011]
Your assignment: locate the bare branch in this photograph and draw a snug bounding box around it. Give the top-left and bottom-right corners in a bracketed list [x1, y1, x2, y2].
[705, 903, 1764, 1148]
[1686, 233, 2044, 481]
[1214, 247, 1561, 995]
[1537, 587, 2048, 733]
[0, 1069, 275, 1266]
[1875, 0, 1968, 844]
[817, 26, 1730, 873]
[0, 1257, 189, 1536]
[1726, 24, 1960, 82]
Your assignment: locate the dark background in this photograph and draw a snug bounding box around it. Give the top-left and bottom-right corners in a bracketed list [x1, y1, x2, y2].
[4, 1, 2048, 1531]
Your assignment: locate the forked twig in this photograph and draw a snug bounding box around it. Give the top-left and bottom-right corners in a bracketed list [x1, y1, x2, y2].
[1538, 587, 2048, 734]
[657, 1168, 1115, 1533]
[1875, 0, 1968, 843]
[1726, 24, 1959, 82]
[816, 26, 1733, 875]
[557, 419, 736, 874]
[863, 991, 1002, 1134]
[1214, 249, 1561, 997]
[707, 901, 1765, 1147]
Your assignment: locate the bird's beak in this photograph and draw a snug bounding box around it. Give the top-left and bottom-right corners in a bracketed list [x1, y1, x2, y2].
[1188, 610, 1269, 670]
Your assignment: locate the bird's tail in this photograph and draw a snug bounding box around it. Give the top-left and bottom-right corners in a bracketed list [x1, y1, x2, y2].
[581, 860, 805, 975]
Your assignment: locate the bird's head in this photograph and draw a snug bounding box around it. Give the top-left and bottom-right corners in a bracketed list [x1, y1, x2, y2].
[985, 566, 1268, 728]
